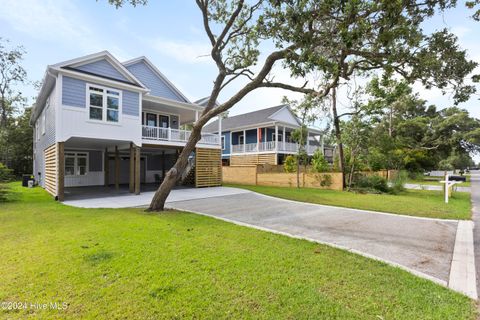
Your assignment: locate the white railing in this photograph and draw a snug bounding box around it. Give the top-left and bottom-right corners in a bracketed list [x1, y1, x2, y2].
[231, 141, 319, 154]
[142, 125, 219, 145]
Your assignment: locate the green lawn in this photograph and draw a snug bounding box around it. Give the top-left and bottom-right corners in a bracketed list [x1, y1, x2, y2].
[227, 184, 471, 220]
[0, 183, 476, 319]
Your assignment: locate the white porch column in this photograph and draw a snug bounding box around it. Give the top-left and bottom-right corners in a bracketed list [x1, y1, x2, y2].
[275, 125, 278, 151]
[195, 110, 199, 123]
[218, 115, 222, 147]
[283, 126, 286, 151]
[243, 129, 246, 153]
[321, 135, 325, 155]
[257, 127, 260, 151]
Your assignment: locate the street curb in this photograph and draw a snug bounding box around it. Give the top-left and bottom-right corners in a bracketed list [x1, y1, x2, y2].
[448, 220, 478, 299]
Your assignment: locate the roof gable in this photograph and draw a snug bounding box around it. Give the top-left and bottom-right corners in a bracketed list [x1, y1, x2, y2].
[74, 59, 128, 82]
[268, 106, 300, 126]
[123, 57, 189, 103]
[51, 51, 144, 87]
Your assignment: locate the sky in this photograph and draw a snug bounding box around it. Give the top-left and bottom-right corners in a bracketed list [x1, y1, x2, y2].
[0, 0, 479, 121]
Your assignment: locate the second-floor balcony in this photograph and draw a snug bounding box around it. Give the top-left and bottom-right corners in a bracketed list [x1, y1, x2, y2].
[142, 125, 219, 146]
[231, 141, 320, 155]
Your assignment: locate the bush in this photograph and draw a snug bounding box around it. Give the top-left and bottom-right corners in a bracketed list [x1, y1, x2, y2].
[320, 174, 332, 187]
[0, 184, 11, 203]
[354, 175, 389, 193]
[0, 163, 14, 182]
[311, 150, 330, 173]
[284, 155, 297, 173]
[390, 170, 408, 194]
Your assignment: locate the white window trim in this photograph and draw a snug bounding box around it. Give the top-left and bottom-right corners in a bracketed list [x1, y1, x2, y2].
[221, 135, 226, 150]
[65, 152, 89, 176]
[86, 83, 122, 123]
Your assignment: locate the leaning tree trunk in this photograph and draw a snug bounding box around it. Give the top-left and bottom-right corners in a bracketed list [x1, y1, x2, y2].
[331, 88, 346, 189]
[148, 125, 203, 211]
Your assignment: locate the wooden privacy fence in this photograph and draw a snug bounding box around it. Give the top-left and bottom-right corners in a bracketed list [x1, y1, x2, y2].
[222, 165, 344, 190]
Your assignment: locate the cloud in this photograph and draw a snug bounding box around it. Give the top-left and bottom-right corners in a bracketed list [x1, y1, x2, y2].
[149, 38, 213, 64]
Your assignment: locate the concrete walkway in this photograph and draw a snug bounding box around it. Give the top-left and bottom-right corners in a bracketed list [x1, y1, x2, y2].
[404, 183, 471, 193]
[167, 191, 457, 284]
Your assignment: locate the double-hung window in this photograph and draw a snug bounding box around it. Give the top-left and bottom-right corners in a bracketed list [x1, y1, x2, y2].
[65, 152, 88, 176]
[221, 136, 226, 150]
[88, 85, 121, 123]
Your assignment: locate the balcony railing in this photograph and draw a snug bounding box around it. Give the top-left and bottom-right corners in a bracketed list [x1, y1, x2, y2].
[142, 125, 219, 145]
[231, 142, 319, 154]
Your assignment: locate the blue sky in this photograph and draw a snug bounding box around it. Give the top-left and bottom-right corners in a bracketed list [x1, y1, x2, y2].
[0, 0, 479, 120]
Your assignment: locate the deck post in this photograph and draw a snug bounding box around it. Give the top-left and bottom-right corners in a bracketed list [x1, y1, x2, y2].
[256, 127, 260, 151]
[243, 129, 246, 153]
[115, 146, 119, 190]
[161, 151, 166, 179]
[129, 143, 134, 193]
[275, 125, 278, 151]
[57, 142, 65, 202]
[135, 147, 141, 195]
[283, 126, 286, 151]
[104, 147, 109, 186]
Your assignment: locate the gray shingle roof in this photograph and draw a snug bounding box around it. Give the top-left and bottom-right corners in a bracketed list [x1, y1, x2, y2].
[203, 105, 287, 133]
[194, 96, 219, 107]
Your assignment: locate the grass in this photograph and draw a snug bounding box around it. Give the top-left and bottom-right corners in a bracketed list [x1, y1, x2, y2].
[0, 183, 476, 319]
[227, 184, 471, 220]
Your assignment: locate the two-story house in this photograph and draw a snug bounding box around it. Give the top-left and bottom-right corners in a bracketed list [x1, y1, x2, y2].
[31, 51, 222, 201]
[203, 105, 334, 166]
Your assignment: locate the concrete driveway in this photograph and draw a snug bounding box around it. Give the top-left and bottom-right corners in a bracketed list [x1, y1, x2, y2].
[167, 191, 459, 284]
[63, 186, 250, 208]
[65, 185, 475, 298]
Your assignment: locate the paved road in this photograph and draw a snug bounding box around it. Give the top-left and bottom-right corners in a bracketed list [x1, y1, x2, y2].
[167, 191, 458, 283]
[470, 171, 480, 295]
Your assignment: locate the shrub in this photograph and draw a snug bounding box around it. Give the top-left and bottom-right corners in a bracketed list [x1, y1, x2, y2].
[390, 170, 408, 194]
[0, 163, 14, 182]
[320, 174, 332, 187]
[0, 184, 11, 203]
[311, 150, 330, 173]
[355, 175, 389, 193]
[283, 155, 297, 173]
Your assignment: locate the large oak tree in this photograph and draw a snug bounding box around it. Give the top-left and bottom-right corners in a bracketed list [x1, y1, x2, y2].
[108, 0, 476, 210]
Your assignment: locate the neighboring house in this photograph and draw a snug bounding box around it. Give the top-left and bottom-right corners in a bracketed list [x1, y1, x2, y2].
[31, 51, 222, 201]
[203, 105, 333, 166]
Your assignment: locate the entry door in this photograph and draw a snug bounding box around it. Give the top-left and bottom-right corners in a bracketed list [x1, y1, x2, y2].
[159, 115, 169, 128]
[146, 113, 157, 127]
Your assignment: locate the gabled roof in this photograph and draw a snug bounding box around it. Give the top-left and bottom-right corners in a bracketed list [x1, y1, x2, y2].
[122, 56, 190, 103]
[203, 105, 298, 132]
[31, 51, 148, 124]
[51, 51, 145, 88]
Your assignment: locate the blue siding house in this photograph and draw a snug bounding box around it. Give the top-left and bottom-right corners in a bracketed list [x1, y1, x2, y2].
[204, 105, 331, 165]
[31, 51, 222, 201]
